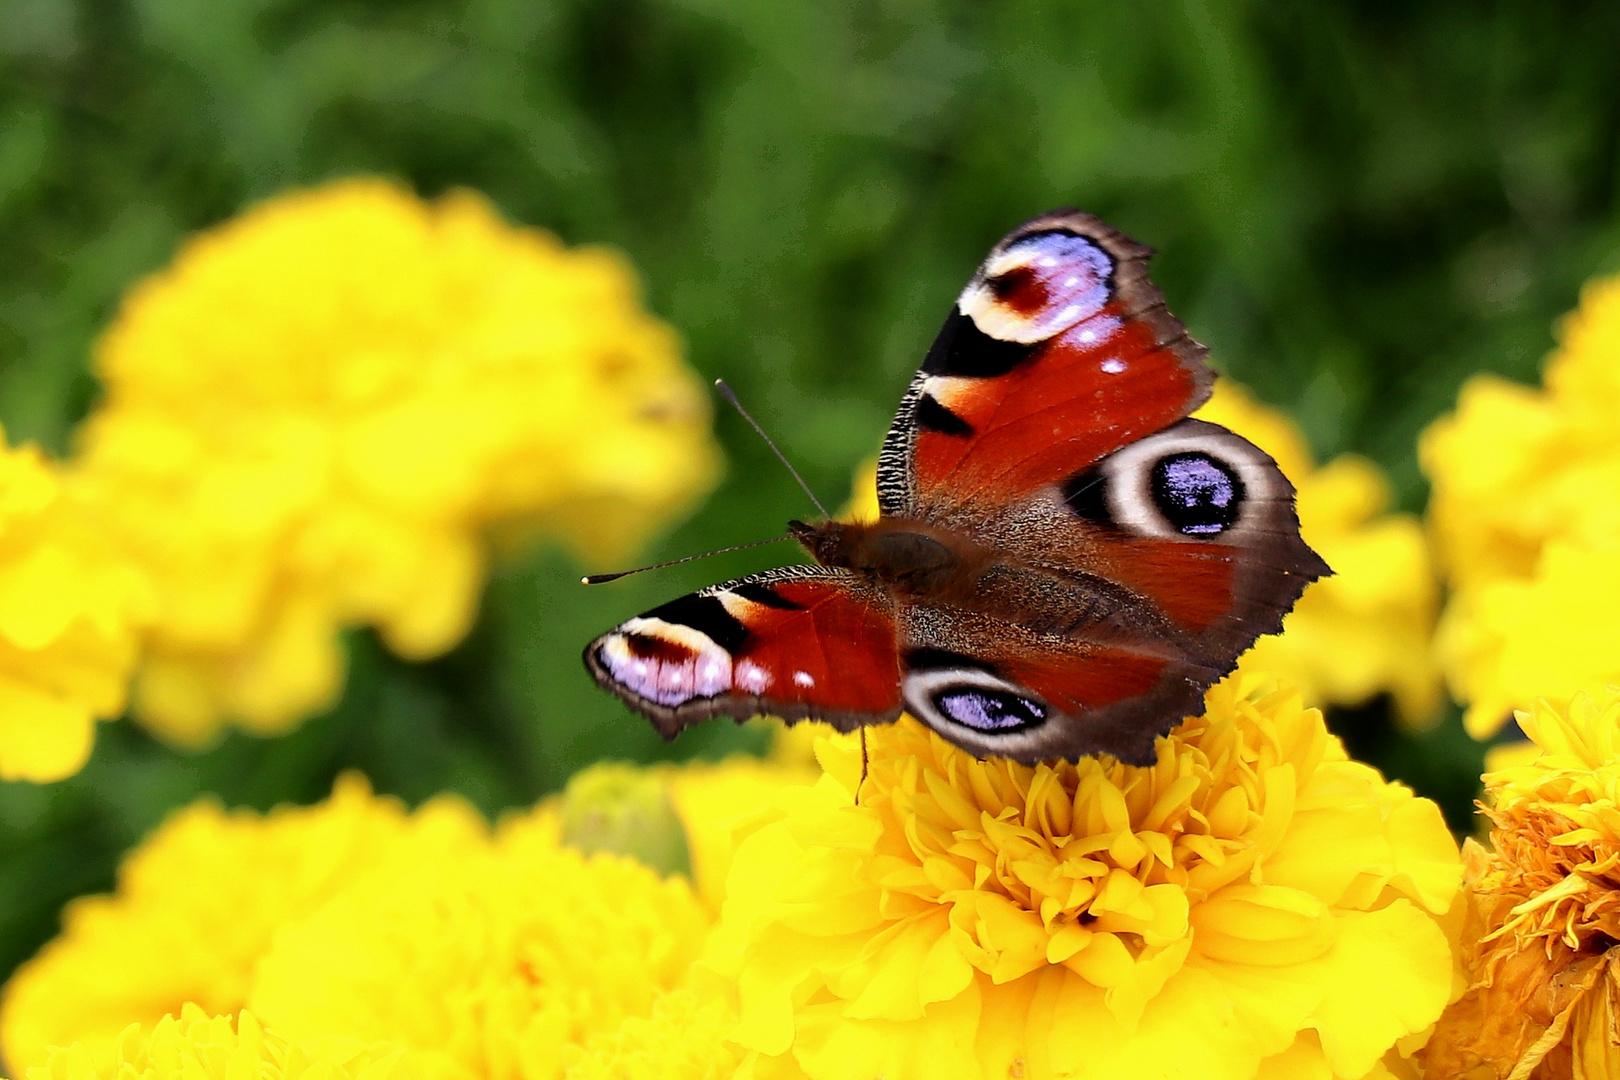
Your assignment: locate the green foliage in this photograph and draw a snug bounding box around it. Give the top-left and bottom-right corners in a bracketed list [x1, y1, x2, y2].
[0, 0, 1616, 980]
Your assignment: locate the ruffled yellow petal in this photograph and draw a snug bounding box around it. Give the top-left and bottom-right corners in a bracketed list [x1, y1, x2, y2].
[0, 437, 148, 781]
[560, 988, 756, 1080]
[663, 756, 821, 912]
[23, 1005, 417, 1080]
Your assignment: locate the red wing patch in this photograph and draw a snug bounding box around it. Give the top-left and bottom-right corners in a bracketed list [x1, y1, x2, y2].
[915, 309, 1206, 508]
[998, 645, 1170, 716]
[584, 567, 902, 737]
[1085, 537, 1237, 636]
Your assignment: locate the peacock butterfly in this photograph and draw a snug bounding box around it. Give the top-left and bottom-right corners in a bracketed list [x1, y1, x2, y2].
[584, 210, 1329, 765]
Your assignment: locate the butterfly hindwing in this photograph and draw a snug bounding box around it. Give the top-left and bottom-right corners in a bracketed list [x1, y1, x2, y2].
[893, 418, 1327, 763]
[584, 566, 903, 736]
[898, 607, 1219, 766]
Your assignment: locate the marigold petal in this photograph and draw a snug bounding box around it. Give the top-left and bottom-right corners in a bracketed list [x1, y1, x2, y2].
[790, 988, 981, 1080]
[1192, 884, 1335, 967]
[0, 672, 95, 782]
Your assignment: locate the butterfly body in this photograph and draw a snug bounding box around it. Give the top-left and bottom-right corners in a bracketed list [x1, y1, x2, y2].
[586, 210, 1329, 765]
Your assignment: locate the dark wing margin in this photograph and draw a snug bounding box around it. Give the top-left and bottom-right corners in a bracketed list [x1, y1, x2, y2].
[584, 565, 904, 737]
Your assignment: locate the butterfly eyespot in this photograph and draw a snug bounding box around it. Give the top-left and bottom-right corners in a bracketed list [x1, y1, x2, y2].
[902, 665, 1049, 745]
[1068, 420, 1279, 541]
[957, 230, 1115, 344]
[1149, 451, 1245, 535]
[933, 687, 1046, 732]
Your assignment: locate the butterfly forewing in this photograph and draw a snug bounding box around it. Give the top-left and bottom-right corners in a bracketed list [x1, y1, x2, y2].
[877, 210, 1214, 519]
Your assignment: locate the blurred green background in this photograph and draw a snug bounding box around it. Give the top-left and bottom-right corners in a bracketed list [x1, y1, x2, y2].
[1, 0, 1618, 982]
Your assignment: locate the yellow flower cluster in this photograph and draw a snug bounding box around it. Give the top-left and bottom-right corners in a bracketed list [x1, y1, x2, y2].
[0, 692, 1486, 1080]
[1193, 385, 1442, 724]
[71, 177, 720, 746]
[0, 763, 812, 1080]
[1422, 273, 1620, 736]
[1422, 689, 1620, 1079]
[26, 1007, 416, 1080]
[0, 436, 148, 781]
[704, 684, 1462, 1080]
[0, 774, 485, 1069]
[249, 820, 709, 1080]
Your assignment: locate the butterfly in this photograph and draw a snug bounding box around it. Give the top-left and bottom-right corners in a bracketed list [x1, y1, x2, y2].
[585, 210, 1329, 765]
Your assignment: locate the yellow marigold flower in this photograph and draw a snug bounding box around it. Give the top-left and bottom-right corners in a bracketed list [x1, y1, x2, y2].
[248, 825, 711, 1080]
[1422, 689, 1620, 1079]
[704, 682, 1461, 1080]
[0, 774, 484, 1073]
[840, 458, 881, 524]
[0, 434, 148, 781]
[73, 176, 720, 745]
[1422, 273, 1620, 737]
[1194, 385, 1442, 724]
[26, 1006, 416, 1080]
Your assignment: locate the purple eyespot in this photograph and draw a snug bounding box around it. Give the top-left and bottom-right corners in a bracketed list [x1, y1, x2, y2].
[933, 688, 1046, 732]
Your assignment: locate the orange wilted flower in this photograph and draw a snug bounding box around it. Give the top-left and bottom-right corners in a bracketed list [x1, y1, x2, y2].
[1422, 690, 1620, 1079]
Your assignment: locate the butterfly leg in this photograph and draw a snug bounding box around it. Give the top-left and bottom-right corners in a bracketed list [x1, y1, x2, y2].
[856, 727, 870, 805]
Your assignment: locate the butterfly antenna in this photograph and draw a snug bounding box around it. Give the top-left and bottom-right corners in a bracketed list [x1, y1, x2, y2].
[714, 379, 830, 519]
[581, 535, 794, 585]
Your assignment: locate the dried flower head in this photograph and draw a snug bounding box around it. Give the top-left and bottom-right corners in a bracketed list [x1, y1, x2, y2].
[1423, 689, 1620, 1079]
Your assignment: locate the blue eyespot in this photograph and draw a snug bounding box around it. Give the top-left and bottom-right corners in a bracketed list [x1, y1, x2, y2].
[1151, 452, 1244, 536]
